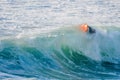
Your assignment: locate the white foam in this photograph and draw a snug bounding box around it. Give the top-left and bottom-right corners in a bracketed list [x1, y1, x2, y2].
[0, 72, 37, 80]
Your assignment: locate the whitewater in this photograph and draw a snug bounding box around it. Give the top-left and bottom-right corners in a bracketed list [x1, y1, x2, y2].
[0, 0, 120, 80]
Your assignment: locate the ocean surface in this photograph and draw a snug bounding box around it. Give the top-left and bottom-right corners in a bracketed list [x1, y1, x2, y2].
[0, 0, 120, 80]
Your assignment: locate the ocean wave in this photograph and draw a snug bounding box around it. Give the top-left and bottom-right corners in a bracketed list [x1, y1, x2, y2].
[0, 26, 120, 79]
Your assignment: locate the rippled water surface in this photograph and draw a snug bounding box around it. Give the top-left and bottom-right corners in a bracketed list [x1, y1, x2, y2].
[0, 0, 120, 80]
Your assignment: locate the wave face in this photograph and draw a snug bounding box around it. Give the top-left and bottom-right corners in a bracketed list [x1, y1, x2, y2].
[0, 26, 120, 79]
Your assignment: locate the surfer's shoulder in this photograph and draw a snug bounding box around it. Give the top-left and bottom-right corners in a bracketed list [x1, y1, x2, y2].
[88, 26, 96, 34]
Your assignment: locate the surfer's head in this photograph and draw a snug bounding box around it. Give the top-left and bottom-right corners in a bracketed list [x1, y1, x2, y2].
[79, 24, 89, 32]
[79, 24, 96, 34]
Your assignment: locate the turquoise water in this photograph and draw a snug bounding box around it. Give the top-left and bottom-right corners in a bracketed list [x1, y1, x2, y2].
[0, 0, 120, 80]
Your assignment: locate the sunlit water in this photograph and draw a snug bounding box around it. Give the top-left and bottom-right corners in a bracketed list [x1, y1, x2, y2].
[0, 0, 120, 80]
